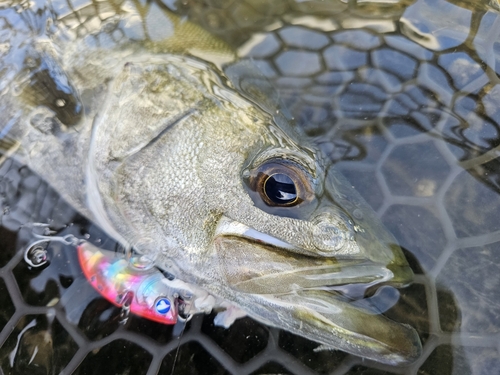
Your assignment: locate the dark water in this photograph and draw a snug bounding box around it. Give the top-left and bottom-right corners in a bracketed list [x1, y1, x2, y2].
[1, 0, 500, 374]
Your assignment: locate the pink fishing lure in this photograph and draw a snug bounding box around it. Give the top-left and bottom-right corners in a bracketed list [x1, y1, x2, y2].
[77, 242, 177, 324]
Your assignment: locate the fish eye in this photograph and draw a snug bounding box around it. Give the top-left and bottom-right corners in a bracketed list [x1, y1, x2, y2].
[244, 160, 314, 208]
[264, 173, 297, 205]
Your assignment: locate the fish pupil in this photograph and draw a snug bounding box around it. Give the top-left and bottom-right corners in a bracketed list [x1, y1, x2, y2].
[264, 173, 297, 204]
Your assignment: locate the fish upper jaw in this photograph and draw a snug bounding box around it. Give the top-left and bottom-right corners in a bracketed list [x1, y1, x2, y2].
[213, 215, 412, 294]
[214, 215, 296, 251]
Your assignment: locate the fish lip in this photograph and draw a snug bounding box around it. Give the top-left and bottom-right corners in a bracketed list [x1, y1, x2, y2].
[214, 215, 407, 292]
[214, 215, 296, 251]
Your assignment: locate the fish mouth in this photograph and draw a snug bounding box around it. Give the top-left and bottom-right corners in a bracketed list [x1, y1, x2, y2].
[213, 215, 422, 365]
[214, 215, 412, 296]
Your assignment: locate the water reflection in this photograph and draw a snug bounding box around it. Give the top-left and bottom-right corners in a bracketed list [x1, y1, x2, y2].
[1, 0, 500, 374]
[174, 0, 500, 193]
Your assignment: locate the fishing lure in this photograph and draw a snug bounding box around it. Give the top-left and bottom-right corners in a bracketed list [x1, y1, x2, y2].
[24, 234, 240, 327]
[77, 242, 179, 324]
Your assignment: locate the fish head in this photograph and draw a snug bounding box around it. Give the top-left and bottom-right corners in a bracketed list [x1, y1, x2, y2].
[90, 55, 421, 364]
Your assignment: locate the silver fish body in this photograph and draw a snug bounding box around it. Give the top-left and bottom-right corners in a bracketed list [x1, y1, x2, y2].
[0, 10, 421, 365]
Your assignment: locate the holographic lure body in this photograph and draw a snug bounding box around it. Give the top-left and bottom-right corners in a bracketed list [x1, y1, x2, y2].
[77, 242, 178, 324]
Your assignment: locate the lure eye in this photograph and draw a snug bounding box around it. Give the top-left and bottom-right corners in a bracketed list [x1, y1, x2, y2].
[244, 160, 314, 208]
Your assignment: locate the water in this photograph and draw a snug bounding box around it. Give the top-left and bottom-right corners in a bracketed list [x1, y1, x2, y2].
[1, 0, 500, 374]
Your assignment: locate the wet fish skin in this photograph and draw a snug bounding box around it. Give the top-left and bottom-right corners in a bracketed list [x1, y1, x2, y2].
[56, 54, 419, 363]
[0, 16, 422, 366]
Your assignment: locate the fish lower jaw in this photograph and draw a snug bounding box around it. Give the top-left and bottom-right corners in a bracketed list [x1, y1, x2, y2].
[248, 290, 422, 365]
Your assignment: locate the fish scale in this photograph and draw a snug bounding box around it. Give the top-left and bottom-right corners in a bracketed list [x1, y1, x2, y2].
[1, 0, 500, 374]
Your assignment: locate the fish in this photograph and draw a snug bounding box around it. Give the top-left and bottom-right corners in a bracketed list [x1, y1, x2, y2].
[0, 5, 421, 365]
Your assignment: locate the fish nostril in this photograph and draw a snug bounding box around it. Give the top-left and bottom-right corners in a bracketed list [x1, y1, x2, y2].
[312, 213, 356, 255]
[353, 208, 364, 220]
[312, 219, 345, 253]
